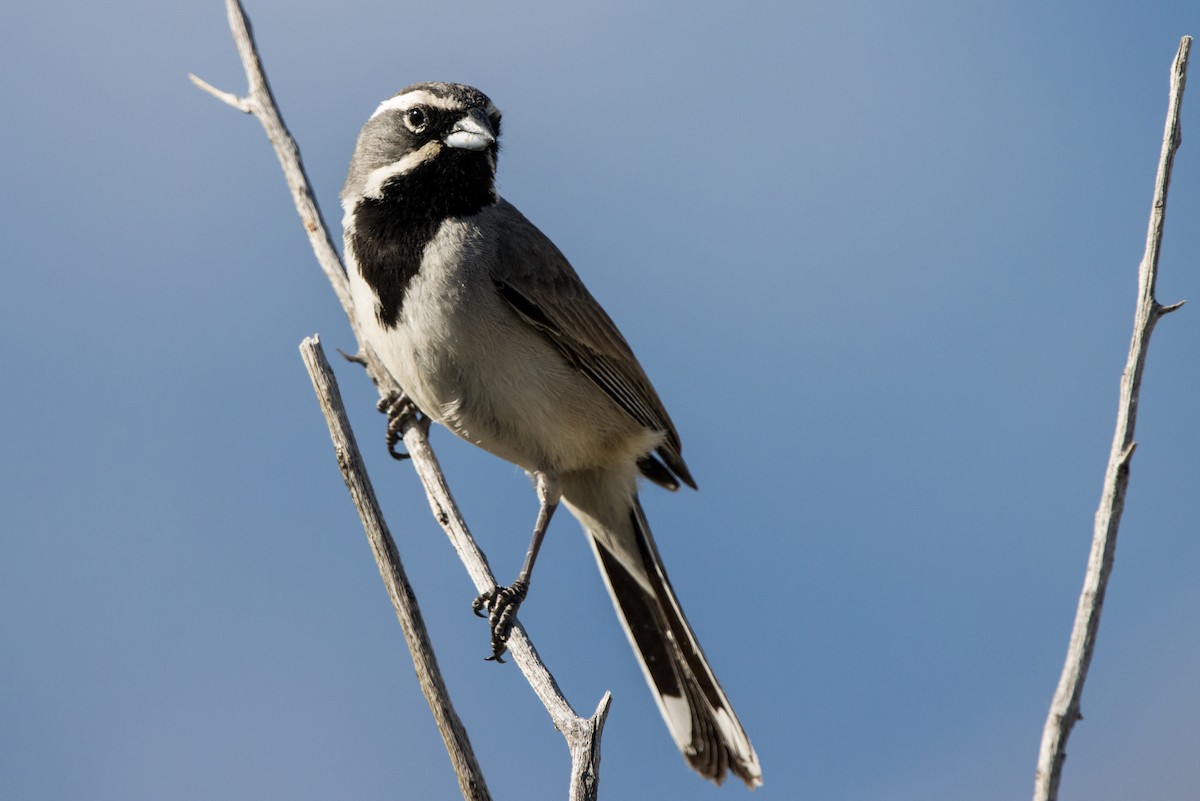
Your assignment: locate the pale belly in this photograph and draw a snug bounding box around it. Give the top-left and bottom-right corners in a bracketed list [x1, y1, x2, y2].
[349, 264, 659, 477]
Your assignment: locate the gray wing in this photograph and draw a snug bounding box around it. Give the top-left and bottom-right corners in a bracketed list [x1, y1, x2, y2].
[488, 199, 696, 490]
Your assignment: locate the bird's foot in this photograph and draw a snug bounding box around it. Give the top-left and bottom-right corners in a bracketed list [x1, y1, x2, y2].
[472, 579, 529, 663]
[376, 390, 421, 460]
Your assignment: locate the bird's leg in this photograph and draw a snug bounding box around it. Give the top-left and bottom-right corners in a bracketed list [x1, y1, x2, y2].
[375, 390, 424, 460]
[473, 472, 561, 662]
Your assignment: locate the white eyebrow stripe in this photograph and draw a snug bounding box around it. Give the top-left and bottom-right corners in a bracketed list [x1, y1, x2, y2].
[370, 90, 462, 119]
[361, 141, 442, 198]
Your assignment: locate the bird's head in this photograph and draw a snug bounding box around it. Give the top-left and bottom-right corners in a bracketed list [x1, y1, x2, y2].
[342, 82, 502, 212]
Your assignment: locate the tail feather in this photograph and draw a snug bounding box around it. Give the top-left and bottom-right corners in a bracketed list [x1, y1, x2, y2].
[585, 496, 762, 788]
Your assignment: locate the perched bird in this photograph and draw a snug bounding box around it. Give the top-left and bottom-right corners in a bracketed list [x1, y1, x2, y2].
[340, 82, 761, 788]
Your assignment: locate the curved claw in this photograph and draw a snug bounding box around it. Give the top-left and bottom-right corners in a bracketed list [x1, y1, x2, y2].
[377, 390, 419, 460]
[473, 580, 528, 662]
[386, 429, 412, 461]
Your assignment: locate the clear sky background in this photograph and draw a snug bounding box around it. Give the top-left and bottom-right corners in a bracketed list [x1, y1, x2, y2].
[3, 1, 1199, 799]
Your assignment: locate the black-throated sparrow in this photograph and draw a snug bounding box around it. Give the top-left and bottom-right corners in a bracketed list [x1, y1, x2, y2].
[341, 82, 761, 788]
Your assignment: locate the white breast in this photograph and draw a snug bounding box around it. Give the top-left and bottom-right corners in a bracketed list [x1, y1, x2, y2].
[346, 216, 659, 476]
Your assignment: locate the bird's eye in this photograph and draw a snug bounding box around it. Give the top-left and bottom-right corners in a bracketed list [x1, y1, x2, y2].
[404, 107, 428, 132]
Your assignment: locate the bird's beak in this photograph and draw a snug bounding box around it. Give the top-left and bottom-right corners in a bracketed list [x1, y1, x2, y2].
[443, 109, 496, 151]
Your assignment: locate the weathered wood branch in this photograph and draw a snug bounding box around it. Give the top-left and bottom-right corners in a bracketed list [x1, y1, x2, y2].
[193, 0, 612, 798]
[1032, 34, 1192, 801]
[301, 336, 490, 801]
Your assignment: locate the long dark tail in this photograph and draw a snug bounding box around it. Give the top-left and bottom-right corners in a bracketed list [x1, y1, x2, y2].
[584, 495, 762, 787]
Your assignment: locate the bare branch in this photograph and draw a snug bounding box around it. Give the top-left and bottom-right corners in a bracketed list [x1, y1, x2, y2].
[300, 336, 490, 801]
[1033, 34, 1192, 801]
[567, 693, 613, 801]
[397, 411, 603, 742]
[196, 0, 611, 796]
[200, 0, 352, 314]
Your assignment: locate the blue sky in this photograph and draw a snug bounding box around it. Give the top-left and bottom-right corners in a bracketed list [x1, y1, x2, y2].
[3, 1, 1199, 799]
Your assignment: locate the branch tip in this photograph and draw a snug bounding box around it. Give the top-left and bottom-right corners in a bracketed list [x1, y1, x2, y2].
[1157, 299, 1186, 316]
[188, 72, 252, 112]
[338, 348, 368, 365]
[591, 691, 613, 723]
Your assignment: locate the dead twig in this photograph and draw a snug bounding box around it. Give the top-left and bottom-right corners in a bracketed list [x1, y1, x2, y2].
[1032, 34, 1192, 801]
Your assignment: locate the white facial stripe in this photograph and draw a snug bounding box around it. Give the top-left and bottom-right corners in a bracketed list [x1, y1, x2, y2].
[361, 141, 442, 198]
[370, 89, 462, 120]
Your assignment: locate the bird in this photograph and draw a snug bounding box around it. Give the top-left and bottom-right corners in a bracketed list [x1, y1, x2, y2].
[340, 81, 762, 788]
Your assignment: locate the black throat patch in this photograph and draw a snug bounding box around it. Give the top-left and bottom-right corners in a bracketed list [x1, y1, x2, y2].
[349, 149, 495, 328]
